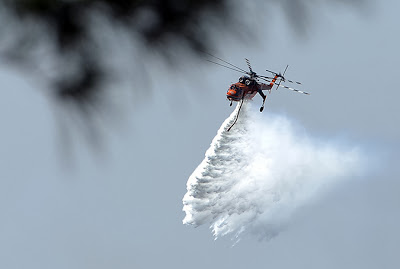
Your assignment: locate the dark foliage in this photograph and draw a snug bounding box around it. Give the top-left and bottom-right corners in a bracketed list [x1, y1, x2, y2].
[1, 0, 228, 106]
[0, 0, 369, 152]
[0, 0, 369, 108]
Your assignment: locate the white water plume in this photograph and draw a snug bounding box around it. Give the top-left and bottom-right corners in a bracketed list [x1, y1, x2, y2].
[183, 101, 362, 241]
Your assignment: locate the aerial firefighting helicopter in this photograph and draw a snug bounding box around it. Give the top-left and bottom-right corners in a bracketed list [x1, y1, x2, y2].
[205, 53, 310, 131]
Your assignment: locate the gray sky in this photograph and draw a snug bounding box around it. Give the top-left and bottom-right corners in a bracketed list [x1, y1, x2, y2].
[1, 0, 399, 268]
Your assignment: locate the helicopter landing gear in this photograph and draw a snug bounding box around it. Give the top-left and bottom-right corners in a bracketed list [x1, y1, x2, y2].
[258, 90, 267, 112]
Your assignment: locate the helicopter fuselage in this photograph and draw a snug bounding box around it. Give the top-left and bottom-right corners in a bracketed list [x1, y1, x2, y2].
[227, 82, 257, 101]
[227, 76, 271, 102]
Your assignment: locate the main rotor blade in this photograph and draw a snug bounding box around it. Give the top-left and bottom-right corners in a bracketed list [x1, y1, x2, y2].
[276, 84, 310, 95]
[245, 58, 254, 74]
[259, 77, 272, 83]
[206, 59, 247, 75]
[203, 51, 249, 74]
[259, 75, 274, 80]
[265, 69, 278, 75]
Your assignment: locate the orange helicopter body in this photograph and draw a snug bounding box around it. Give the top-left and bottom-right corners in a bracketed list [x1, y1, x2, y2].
[227, 76, 274, 102]
[226, 82, 258, 101]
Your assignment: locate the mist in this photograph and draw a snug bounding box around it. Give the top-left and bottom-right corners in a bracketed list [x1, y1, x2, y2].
[183, 100, 363, 242]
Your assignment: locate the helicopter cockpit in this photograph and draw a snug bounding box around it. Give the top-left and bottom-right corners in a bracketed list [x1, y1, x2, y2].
[238, 76, 257, 86]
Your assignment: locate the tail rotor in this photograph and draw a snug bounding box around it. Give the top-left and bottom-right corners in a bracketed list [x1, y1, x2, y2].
[274, 65, 288, 91]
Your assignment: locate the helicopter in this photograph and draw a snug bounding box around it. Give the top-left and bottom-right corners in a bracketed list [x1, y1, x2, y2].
[205, 53, 310, 131]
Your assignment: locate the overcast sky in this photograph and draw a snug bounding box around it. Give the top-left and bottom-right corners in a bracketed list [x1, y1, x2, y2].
[1, 0, 399, 268]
